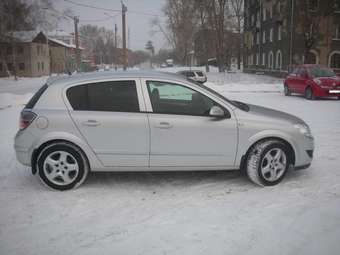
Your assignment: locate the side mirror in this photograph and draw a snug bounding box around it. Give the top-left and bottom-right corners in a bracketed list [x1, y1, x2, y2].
[209, 106, 225, 118]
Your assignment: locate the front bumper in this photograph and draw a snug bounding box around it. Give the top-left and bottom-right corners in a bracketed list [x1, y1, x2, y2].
[314, 86, 340, 97]
[294, 163, 311, 171]
[293, 135, 314, 169]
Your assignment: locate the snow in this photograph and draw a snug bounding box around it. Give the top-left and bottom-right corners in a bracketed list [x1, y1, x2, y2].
[1, 72, 340, 255]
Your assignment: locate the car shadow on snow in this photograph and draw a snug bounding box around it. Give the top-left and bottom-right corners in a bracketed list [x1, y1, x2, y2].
[85, 170, 250, 189]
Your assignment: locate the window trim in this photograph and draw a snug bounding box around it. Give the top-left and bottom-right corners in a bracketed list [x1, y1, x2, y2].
[142, 79, 232, 118]
[328, 50, 340, 69]
[63, 78, 146, 113]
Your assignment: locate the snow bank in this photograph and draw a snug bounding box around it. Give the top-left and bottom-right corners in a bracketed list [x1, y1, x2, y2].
[0, 93, 32, 109]
[0, 76, 48, 95]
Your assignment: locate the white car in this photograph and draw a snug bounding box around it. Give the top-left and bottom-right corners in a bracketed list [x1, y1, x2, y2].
[14, 71, 314, 190]
[177, 70, 207, 83]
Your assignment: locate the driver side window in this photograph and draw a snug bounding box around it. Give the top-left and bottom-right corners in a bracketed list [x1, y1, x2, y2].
[147, 81, 216, 116]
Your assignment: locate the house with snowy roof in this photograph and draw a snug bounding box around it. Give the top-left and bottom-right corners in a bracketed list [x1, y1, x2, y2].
[0, 31, 50, 77]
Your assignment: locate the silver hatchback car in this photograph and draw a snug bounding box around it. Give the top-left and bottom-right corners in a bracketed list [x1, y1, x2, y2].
[14, 71, 314, 190]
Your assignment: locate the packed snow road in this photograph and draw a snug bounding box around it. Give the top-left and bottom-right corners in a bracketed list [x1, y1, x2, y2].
[0, 72, 340, 255]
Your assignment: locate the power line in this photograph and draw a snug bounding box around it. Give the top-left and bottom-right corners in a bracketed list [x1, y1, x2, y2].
[79, 17, 113, 23]
[64, 0, 120, 13]
[64, 0, 160, 17]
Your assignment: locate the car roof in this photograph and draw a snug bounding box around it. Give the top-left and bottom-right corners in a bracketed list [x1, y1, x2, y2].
[47, 70, 189, 87]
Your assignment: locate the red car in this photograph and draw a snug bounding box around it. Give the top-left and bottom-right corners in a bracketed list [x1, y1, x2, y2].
[284, 65, 340, 100]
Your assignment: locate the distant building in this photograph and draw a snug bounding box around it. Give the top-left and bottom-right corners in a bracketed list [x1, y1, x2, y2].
[0, 31, 49, 77]
[48, 37, 83, 74]
[243, 0, 340, 76]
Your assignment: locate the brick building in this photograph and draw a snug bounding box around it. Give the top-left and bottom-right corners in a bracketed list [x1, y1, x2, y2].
[243, 0, 340, 76]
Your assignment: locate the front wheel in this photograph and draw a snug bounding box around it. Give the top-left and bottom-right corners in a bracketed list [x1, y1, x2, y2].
[246, 140, 292, 186]
[305, 87, 315, 100]
[36, 142, 89, 190]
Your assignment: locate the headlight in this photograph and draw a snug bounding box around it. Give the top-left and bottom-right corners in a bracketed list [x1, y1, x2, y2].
[313, 78, 322, 85]
[313, 78, 329, 88]
[294, 124, 313, 138]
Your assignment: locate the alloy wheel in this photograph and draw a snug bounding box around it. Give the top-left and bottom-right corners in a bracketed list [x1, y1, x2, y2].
[43, 151, 79, 186]
[260, 148, 287, 182]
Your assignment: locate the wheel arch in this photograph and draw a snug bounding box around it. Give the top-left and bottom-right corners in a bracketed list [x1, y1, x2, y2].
[239, 136, 296, 174]
[31, 138, 91, 174]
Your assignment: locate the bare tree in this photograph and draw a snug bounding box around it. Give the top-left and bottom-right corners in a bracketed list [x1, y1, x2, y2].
[230, 0, 243, 69]
[297, 0, 333, 64]
[162, 0, 198, 65]
[194, 0, 212, 71]
[0, 0, 34, 79]
[145, 40, 155, 68]
[208, 0, 229, 72]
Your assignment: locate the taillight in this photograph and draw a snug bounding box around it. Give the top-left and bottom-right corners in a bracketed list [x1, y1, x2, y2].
[19, 110, 37, 130]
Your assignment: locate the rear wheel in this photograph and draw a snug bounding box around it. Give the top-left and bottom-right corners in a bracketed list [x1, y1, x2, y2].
[305, 87, 315, 100]
[284, 84, 291, 96]
[36, 142, 89, 190]
[246, 140, 292, 186]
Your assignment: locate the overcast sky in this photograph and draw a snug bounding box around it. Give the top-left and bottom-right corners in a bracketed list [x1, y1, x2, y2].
[53, 0, 167, 51]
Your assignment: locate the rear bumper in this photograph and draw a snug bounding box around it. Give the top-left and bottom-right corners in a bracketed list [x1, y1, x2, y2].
[14, 146, 31, 166]
[14, 130, 34, 166]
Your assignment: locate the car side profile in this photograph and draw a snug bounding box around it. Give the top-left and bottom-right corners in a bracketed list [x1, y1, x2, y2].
[14, 71, 314, 190]
[284, 64, 340, 100]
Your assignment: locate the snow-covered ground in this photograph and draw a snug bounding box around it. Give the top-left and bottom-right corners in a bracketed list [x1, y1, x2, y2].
[1, 72, 340, 255]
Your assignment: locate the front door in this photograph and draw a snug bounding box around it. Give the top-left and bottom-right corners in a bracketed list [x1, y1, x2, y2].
[143, 79, 238, 168]
[66, 79, 149, 167]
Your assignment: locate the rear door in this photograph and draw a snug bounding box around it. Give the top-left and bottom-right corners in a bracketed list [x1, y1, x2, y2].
[65, 79, 150, 167]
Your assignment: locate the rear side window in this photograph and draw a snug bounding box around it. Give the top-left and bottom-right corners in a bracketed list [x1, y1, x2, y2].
[67, 80, 139, 112]
[25, 84, 48, 109]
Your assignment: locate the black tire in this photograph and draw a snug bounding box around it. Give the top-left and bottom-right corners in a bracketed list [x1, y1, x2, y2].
[246, 140, 292, 186]
[305, 87, 315, 100]
[284, 84, 291, 96]
[338, 96, 340, 100]
[36, 142, 89, 190]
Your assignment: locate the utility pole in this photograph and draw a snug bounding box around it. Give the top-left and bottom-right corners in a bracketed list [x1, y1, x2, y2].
[74, 16, 81, 72]
[122, 2, 127, 71]
[128, 27, 130, 50]
[114, 24, 118, 48]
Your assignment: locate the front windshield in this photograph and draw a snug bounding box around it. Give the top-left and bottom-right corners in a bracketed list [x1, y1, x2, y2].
[308, 67, 336, 78]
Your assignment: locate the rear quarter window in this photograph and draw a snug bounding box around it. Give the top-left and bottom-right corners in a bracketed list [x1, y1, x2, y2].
[25, 84, 48, 109]
[66, 84, 88, 110]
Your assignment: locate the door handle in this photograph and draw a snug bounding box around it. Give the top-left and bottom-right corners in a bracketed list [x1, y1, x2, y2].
[82, 120, 100, 127]
[155, 121, 173, 129]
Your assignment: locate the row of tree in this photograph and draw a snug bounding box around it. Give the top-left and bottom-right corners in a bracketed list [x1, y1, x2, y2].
[153, 0, 244, 72]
